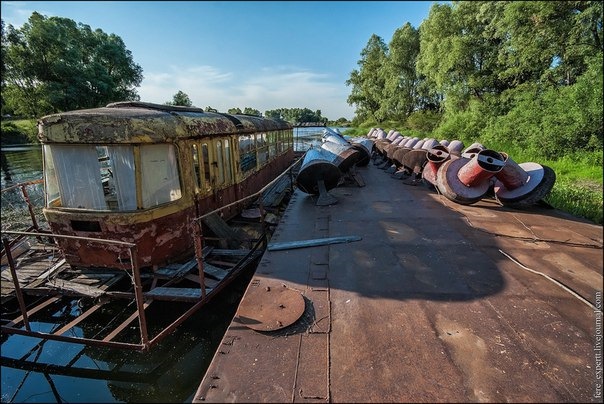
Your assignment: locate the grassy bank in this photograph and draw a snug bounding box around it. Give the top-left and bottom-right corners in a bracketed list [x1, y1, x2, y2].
[344, 127, 603, 225]
[1, 118, 38, 144]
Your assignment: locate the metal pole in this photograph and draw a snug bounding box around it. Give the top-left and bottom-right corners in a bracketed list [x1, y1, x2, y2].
[20, 184, 39, 232]
[128, 245, 149, 349]
[2, 237, 31, 331]
[193, 220, 207, 299]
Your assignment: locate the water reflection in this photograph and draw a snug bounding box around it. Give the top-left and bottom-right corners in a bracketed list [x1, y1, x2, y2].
[0, 145, 43, 188]
[293, 126, 349, 152]
[1, 266, 255, 403]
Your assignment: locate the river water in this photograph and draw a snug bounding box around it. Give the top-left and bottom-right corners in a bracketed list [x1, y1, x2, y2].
[0, 126, 343, 403]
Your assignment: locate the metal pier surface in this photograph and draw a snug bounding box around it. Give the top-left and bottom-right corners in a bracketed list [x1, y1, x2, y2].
[193, 162, 603, 403]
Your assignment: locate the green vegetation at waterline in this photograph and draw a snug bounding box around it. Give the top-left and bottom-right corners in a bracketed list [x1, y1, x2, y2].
[344, 1, 602, 225]
[1, 118, 38, 144]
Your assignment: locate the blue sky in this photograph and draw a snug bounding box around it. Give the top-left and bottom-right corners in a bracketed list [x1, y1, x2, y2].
[1, 1, 437, 120]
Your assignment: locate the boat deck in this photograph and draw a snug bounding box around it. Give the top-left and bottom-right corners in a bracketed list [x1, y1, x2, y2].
[193, 160, 603, 403]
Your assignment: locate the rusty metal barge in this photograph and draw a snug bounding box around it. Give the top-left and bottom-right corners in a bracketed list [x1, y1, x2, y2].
[193, 141, 603, 402]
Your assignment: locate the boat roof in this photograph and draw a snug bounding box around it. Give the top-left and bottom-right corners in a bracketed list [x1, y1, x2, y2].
[38, 101, 291, 144]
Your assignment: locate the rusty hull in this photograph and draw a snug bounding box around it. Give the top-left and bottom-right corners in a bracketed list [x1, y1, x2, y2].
[44, 204, 197, 268]
[194, 160, 603, 402]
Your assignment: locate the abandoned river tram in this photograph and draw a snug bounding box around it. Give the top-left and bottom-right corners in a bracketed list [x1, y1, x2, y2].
[1, 101, 298, 352]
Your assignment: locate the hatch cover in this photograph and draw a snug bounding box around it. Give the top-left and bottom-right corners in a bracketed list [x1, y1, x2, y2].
[235, 283, 305, 331]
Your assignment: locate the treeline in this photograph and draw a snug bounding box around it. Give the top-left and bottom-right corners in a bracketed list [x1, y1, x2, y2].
[229, 106, 329, 124]
[165, 91, 342, 124]
[347, 1, 602, 163]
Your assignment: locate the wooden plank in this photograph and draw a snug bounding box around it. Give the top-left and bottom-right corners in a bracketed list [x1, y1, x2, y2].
[5, 296, 61, 327]
[202, 245, 214, 258]
[36, 258, 67, 280]
[102, 300, 153, 342]
[52, 273, 126, 335]
[46, 279, 105, 298]
[202, 212, 246, 249]
[184, 273, 220, 289]
[154, 259, 197, 279]
[210, 248, 253, 257]
[203, 263, 230, 281]
[206, 260, 236, 268]
[145, 287, 212, 302]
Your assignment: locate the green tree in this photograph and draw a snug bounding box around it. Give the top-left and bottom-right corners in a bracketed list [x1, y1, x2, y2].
[494, 1, 602, 87]
[2, 13, 142, 118]
[416, 2, 507, 112]
[346, 34, 388, 122]
[242, 107, 262, 117]
[165, 90, 192, 106]
[383, 23, 421, 121]
[264, 109, 282, 120]
[228, 107, 242, 114]
[1, 20, 8, 116]
[264, 108, 326, 123]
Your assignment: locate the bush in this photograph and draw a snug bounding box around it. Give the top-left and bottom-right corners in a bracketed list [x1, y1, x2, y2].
[1, 119, 38, 144]
[404, 110, 442, 133]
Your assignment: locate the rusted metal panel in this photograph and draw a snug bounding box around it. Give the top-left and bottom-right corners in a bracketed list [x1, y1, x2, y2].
[44, 205, 197, 269]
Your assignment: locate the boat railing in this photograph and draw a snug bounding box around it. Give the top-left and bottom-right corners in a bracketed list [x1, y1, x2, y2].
[1, 178, 47, 251]
[0, 229, 156, 350]
[189, 151, 305, 297]
[195, 151, 305, 224]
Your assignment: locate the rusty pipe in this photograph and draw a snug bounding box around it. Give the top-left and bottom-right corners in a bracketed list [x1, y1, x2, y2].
[457, 149, 505, 187]
[495, 152, 529, 190]
[423, 145, 451, 186]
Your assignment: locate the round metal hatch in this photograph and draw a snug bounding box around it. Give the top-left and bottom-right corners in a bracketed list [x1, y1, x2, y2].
[235, 283, 305, 332]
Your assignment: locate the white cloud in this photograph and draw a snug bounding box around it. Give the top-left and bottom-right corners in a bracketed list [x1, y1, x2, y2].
[138, 65, 354, 120]
[1, 2, 38, 27]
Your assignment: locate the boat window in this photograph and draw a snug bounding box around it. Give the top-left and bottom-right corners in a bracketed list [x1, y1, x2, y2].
[201, 143, 211, 190]
[268, 132, 277, 158]
[42, 145, 60, 206]
[43, 145, 137, 211]
[224, 139, 233, 184]
[105, 146, 137, 210]
[43, 145, 106, 209]
[216, 141, 224, 185]
[239, 134, 256, 173]
[257, 133, 269, 166]
[192, 144, 201, 191]
[278, 131, 285, 153]
[140, 144, 182, 208]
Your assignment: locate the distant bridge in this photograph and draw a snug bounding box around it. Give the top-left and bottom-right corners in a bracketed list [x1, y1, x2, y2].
[293, 122, 326, 127]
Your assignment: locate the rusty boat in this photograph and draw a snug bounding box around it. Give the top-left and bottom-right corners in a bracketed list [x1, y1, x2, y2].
[1, 101, 299, 351]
